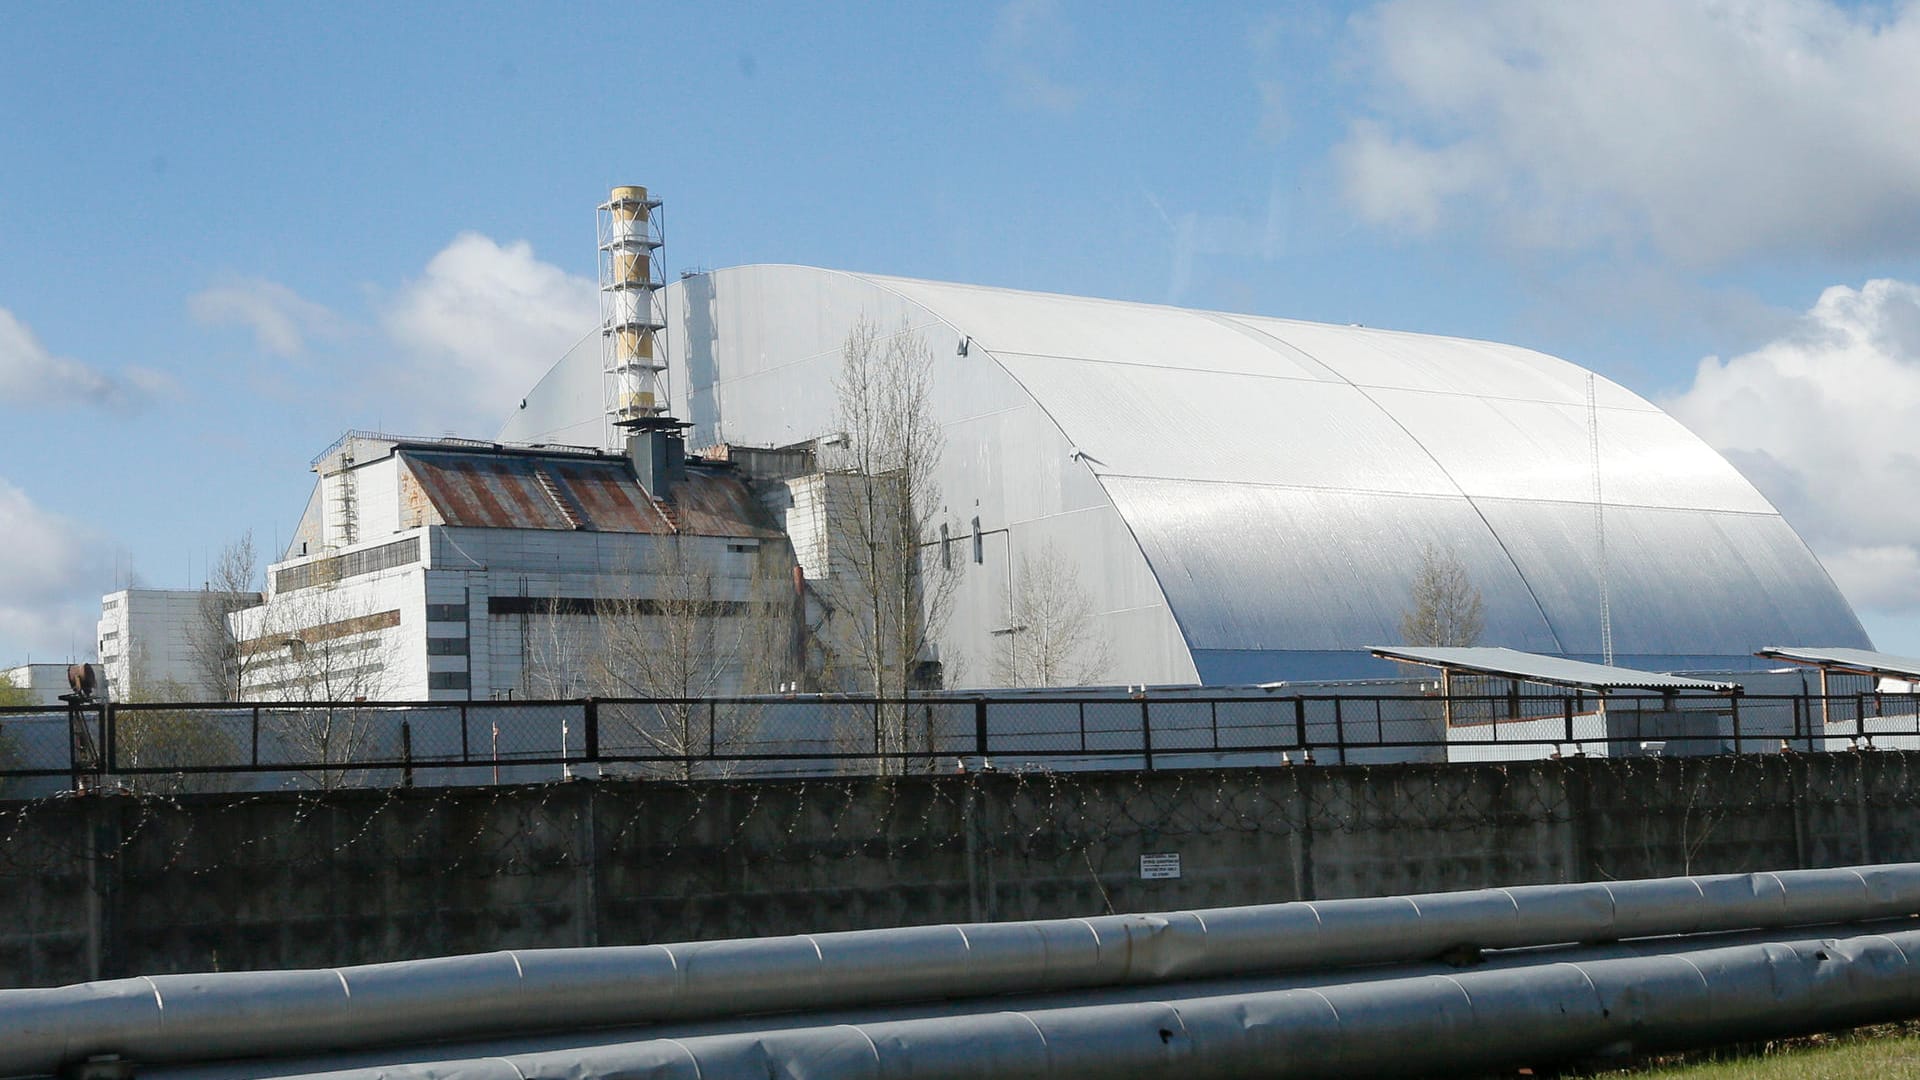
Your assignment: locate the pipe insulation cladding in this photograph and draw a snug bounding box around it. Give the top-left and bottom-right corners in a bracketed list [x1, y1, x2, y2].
[4, 864, 1920, 1075]
[248, 929, 1920, 1080]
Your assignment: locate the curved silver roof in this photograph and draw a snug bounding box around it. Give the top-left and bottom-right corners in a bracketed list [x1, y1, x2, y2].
[504, 265, 1868, 684]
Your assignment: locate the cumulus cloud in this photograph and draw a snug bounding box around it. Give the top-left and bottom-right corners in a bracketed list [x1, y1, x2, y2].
[0, 307, 160, 409]
[382, 233, 598, 432]
[1336, 0, 1920, 263]
[189, 278, 343, 357]
[0, 478, 115, 663]
[1666, 279, 1920, 613]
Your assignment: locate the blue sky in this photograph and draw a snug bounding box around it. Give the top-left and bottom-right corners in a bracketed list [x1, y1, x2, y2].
[7, 1, 1920, 665]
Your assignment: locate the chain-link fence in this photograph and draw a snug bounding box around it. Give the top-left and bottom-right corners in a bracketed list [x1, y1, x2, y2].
[5, 689, 1919, 795]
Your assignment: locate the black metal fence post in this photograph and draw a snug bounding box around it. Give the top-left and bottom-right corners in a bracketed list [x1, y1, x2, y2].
[251, 705, 261, 768]
[974, 698, 989, 758]
[1730, 696, 1742, 755]
[583, 698, 600, 763]
[401, 721, 414, 788]
[1293, 698, 1308, 755]
[102, 702, 116, 779]
[1333, 698, 1346, 765]
[1140, 697, 1154, 771]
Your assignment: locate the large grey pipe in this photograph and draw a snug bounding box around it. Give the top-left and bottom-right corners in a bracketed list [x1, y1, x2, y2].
[4, 864, 1918, 1076]
[273, 928, 1920, 1080]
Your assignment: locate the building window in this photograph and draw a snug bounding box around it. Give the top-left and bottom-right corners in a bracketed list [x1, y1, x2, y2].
[426, 636, 469, 656]
[425, 603, 469, 623]
[275, 536, 422, 593]
[428, 671, 470, 691]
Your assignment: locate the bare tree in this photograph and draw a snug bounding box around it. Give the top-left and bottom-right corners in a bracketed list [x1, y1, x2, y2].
[513, 536, 800, 777]
[590, 537, 796, 777]
[238, 586, 401, 788]
[1400, 543, 1485, 647]
[188, 532, 262, 700]
[994, 543, 1111, 688]
[825, 318, 958, 760]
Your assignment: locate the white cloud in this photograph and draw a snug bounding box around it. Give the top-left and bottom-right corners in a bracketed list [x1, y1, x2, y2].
[189, 278, 343, 357]
[1337, 0, 1920, 263]
[0, 478, 115, 664]
[989, 0, 1084, 115]
[382, 233, 598, 433]
[0, 307, 159, 409]
[1666, 278, 1920, 614]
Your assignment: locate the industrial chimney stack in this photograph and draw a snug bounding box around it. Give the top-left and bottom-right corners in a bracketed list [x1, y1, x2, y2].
[600, 186, 668, 436]
[600, 186, 687, 498]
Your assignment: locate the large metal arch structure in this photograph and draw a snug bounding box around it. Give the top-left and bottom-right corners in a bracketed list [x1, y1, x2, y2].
[501, 265, 1868, 685]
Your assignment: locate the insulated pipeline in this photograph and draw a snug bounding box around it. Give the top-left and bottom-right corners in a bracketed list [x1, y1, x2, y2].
[4, 863, 1919, 1075]
[276, 928, 1920, 1080]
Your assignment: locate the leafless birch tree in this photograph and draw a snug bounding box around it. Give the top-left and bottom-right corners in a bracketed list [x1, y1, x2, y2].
[994, 543, 1111, 687]
[239, 587, 401, 788]
[1400, 542, 1485, 647]
[825, 318, 959, 761]
[593, 538, 795, 777]
[188, 531, 263, 699]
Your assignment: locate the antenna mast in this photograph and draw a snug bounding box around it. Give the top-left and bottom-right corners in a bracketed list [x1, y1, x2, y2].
[1587, 374, 1614, 666]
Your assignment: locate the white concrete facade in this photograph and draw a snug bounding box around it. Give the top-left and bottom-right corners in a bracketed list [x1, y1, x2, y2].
[95, 588, 251, 700]
[238, 435, 789, 702]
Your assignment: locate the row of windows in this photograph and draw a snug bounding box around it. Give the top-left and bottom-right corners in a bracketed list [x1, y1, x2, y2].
[426, 636, 469, 656]
[428, 671, 470, 690]
[275, 536, 422, 594]
[486, 595, 762, 618]
[425, 603, 468, 623]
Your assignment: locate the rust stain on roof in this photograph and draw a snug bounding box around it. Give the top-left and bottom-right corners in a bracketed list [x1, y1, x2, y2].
[398, 448, 779, 538]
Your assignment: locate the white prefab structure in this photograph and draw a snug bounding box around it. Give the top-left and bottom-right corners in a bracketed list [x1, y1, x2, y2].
[502, 266, 1871, 686]
[95, 588, 254, 700]
[239, 433, 790, 701]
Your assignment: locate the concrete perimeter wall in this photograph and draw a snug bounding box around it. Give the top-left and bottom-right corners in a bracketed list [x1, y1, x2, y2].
[4, 752, 1916, 988]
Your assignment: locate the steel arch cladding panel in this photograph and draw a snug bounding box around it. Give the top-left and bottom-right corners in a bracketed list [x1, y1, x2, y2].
[1371, 389, 1776, 513]
[872, 278, 1342, 382]
[1469, 499, 1869, 658]
[990, 352, 1456, 494]
[1232, 313, 1643, 407]
[1101, 477, 1562, 654]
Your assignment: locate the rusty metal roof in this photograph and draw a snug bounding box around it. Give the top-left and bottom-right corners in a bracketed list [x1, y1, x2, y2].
[399, 449, 779, 538]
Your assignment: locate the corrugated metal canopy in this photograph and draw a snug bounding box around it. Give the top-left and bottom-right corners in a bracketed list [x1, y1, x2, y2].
[1755, 646, 1920, 681]
[1370, 646, 1742, 693]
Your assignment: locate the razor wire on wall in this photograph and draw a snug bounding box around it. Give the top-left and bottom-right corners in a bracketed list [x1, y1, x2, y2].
[2, 750, 1917, 988]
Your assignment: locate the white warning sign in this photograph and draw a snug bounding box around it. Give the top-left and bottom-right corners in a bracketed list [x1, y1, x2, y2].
[1139, 853, 1182, 880]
